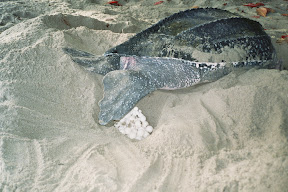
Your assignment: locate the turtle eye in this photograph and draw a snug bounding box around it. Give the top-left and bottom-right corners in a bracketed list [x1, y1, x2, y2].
[104, 48, 118, 56]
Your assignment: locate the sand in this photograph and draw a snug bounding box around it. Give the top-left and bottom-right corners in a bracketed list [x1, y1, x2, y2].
[0, 0, 288, 191]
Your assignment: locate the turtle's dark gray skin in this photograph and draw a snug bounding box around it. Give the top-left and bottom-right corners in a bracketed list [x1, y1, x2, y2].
[63, 8, 277, 125]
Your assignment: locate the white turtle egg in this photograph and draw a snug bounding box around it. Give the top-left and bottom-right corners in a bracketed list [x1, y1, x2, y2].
[133, 111, 139, 117]
[135, 120, 141, 127]
[119, 127, 125, 134]
[138, 127, 145, 132]
[146, 126, 153, 133]
[130, 127, 137, 134]
[137, 129, 144, 137]
[140, 115, 146, 122]
[125, 121, 132, 128]
[143, 131, 150, 138]
[135, 136, 142, 140]
[119, 119, 125, 125]
[128, 115, 135, 121]
[114, 123, 120, 129]
[128, 131, 137, 139]
[125, 128, 131, 135]
[142, 121, 148, 127]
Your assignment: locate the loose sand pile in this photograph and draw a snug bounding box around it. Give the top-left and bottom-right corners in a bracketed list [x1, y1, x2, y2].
[1, 0, 288, 191]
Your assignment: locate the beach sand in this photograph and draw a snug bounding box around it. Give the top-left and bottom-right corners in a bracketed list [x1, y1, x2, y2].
[1, 0, 288, 191]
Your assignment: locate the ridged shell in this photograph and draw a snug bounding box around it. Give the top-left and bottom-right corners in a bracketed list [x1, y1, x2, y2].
[106, 8, 274, 63]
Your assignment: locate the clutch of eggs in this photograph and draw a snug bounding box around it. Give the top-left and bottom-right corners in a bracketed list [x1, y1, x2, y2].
[114, 107, 153, 140]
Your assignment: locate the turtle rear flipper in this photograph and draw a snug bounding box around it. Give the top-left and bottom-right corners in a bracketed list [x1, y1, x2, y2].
[99, 70, 155, 125]
[99, 56, 227, 125]
[63, 48, 120, 75]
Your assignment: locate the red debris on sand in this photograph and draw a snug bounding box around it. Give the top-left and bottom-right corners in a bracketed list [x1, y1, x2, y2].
[106, 1, 122, 6]
[154, 1, 164, 5]
[223, 3, 227, 6]
[282, 14, 288, 16]
[243, 3, 265, 8]
[277, 35, 288, 43]
[252, 15, 260, 18]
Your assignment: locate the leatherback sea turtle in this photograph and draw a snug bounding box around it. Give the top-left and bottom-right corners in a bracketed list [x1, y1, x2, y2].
[63, 8, 276, 125]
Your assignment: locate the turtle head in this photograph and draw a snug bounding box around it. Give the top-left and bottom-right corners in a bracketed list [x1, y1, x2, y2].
[104, 42, 131, 56]
[104, 47, 118, 56]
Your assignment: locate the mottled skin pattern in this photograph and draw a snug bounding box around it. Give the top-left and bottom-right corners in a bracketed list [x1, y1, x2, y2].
[63, 8, 276, 125]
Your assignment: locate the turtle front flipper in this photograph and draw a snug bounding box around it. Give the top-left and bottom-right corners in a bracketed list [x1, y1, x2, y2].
[99, 70, 156, 125]
[63, 48, 120, 75]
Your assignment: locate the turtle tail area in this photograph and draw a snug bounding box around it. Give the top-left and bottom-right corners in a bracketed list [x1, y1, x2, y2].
[63, 47, 120, 75]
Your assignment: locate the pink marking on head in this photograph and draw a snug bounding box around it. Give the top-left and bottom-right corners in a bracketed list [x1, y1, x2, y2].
[120, 57, 137, 70]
